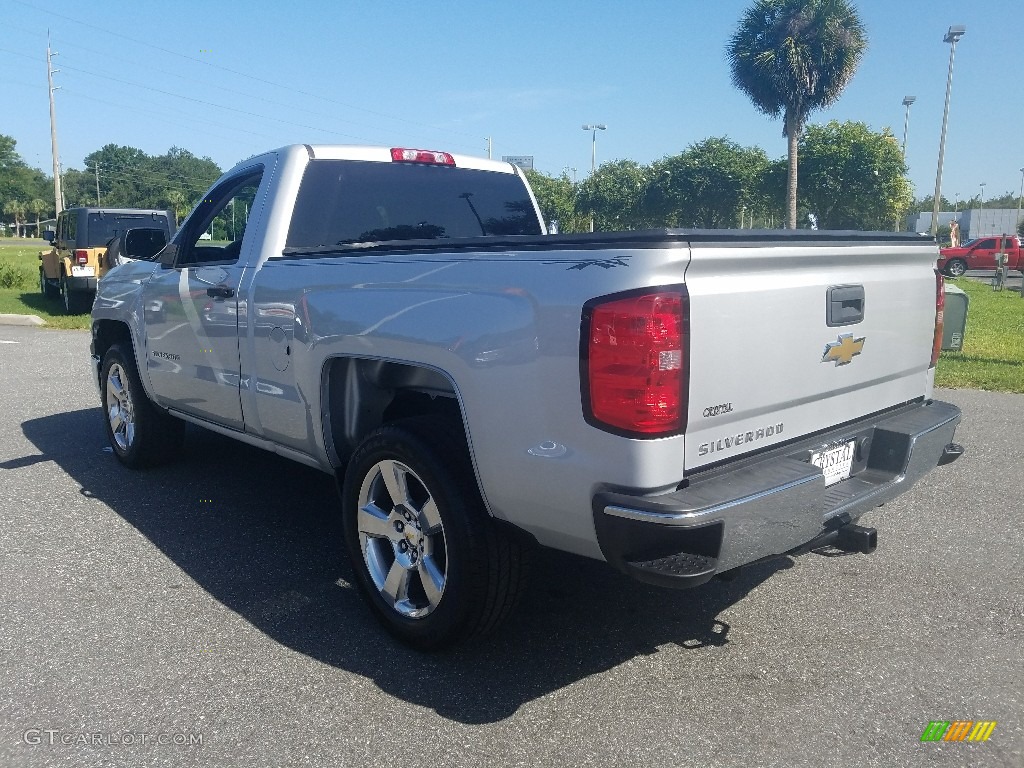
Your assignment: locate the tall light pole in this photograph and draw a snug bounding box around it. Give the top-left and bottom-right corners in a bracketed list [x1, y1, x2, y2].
[978, 181, 986, 238]
[901, 96, 916, 159]
[582, 124, 606, 232]
[931, 24, 966, 238]
[1016, 167, 1024, 235]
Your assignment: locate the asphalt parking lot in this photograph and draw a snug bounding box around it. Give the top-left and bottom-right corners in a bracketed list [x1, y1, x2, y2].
[0, 326, 1020, 768]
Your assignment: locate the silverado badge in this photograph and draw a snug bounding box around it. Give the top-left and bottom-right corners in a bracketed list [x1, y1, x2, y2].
[822, 334, 865, 366]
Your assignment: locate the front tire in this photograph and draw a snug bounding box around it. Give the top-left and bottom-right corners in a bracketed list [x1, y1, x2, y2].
[101, 343, 184, 468]
[341, 416, 530, 650]
[945, 259, 967, 278]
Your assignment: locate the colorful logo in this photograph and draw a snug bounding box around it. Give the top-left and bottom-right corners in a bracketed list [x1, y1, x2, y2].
[821, 333, 866, 366]
[920, 721, 997, 742]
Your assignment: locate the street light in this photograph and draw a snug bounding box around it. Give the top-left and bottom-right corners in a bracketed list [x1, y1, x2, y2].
[582, 124, 606, 231]
[1016, 167, 1024, 234]
[582, 124, 607, 174]
[930, 24, 966, 238]
[901, 96, 916, 159]
[978, 182, 987, 238]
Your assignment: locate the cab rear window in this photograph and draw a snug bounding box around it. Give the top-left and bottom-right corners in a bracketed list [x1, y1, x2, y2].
[286, 160, 541, 248]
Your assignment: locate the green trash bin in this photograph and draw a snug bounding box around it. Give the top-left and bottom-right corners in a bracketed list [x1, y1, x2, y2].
[942, 283, 968, 351]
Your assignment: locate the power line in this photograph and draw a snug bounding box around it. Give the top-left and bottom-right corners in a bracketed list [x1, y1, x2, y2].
[53, 61, 387, 144]
[58, 87, 286, 148]
[12, 0, 485, 142]
[5, 24, 475, 147]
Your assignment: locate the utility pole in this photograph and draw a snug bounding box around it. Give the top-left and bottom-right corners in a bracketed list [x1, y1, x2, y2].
[486, 137, 492, 159]
[93, 163, 100, 206]
[46, 32, 64, 215]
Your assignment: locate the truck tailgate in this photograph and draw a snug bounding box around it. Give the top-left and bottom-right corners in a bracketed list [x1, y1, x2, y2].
[683, 239, 939, 472]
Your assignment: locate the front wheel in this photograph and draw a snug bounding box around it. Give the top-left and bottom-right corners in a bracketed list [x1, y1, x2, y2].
[944, 259, 968, 278]
[101, 343, 184, 468]
[341, 416, 531, 650]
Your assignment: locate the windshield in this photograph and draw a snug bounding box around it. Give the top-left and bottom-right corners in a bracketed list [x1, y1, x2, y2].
[86, 213, 172, 247]
[286, 160, 542, 248]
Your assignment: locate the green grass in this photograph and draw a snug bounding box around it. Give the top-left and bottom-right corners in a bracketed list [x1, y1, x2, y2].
[935, 277, 1024, 393]
[0, 239, 91, 329]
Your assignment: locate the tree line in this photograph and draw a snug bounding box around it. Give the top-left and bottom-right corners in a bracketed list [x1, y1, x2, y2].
[528, 121, 917, 233]
[1, 135, 223, 237]
[3, 128, 1021, 239]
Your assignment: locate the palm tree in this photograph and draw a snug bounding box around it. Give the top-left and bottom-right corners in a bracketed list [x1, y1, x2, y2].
[164, 189, 187, 225]
[727, 0, 867, 228]
[28, 199, 48, 238]
[3, 199, 26, 238]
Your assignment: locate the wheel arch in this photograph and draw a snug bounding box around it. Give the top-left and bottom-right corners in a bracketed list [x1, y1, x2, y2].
[91, 319, 136, 389]
[321, 356, 468, 471]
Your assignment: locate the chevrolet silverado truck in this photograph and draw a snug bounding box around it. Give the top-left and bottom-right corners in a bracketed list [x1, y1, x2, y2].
[89, 144, 964, 649]
[40, 207, 174, 313]
[937, 233, 1024, 277]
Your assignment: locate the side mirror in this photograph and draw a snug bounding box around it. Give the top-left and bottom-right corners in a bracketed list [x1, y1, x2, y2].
[42, 229, 55, 243]
[159, 243, 179, 269]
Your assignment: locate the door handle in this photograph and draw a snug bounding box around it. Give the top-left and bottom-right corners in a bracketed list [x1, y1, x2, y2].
[206, 285, 235, 299]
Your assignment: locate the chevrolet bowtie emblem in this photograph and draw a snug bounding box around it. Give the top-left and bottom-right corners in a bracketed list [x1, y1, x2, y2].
[822, 333, 865, 366]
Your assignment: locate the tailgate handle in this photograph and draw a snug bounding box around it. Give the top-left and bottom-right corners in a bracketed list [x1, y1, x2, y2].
[827, 285, 865, 326]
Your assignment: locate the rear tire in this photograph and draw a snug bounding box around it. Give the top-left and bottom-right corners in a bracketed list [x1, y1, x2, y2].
[101, 343, 185, 468]
[39, 268, 59, 299]
[61, 275, 92, 314]
[341, 416, 531, 650]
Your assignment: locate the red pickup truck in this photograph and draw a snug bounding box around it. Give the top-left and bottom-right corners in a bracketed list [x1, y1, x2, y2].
[937, 234, 1024, 277]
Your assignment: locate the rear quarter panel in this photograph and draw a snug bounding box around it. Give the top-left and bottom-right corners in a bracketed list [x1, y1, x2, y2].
[251, 244, 695, 558]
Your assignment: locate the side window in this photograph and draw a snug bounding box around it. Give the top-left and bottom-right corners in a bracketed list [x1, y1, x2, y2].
[66, 213, 77, 246]
[975, 238, 996, 250]
[177, 167, 263, 267]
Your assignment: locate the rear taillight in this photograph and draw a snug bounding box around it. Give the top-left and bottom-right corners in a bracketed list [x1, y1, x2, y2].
[582, 288, 688, 436]
[931, 270, 944, 368]
[74, 250, 89, 265]
[390, 148, 456, 166]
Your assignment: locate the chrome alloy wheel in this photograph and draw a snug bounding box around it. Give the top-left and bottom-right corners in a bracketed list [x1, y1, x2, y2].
[357, 459, 447, 619]
[105, 362, 136, 451]
[947, 259, 967, 277]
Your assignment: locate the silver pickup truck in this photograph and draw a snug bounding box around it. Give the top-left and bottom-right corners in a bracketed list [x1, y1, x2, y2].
[90, 144, 963, 649]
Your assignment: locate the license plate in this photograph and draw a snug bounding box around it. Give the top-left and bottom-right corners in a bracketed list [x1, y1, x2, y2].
[810, 440, 856, 486]
[71, 266, 95, 277]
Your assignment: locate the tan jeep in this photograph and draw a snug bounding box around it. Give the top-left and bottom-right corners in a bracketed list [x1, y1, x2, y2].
[40, 207, 174, 314]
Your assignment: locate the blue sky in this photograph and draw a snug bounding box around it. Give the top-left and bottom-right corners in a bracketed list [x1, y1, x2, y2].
[3, 0, 1022, 205]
